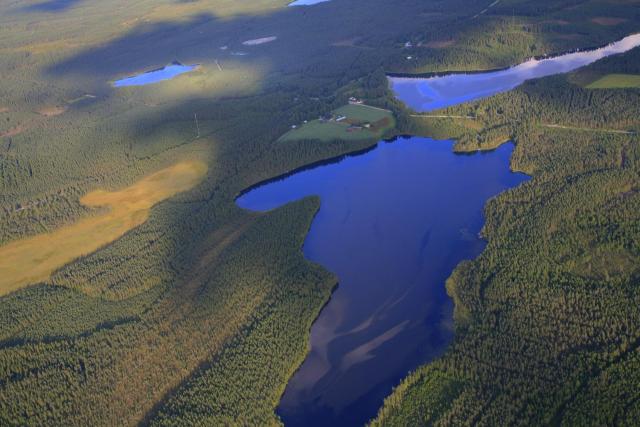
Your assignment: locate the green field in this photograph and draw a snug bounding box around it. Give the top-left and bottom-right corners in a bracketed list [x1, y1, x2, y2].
[280, 104, 395, 142]
[0, 160, 206, 298]
[587, 73, 640, 89]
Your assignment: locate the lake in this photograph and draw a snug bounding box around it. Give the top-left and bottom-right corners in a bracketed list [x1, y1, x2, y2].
[113, 63, 197, 87]
[390, 33, 640, 111]
[236, 137, 528, 426]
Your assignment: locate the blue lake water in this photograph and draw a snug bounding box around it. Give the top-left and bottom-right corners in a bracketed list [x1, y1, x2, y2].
[236, 137, 528, 426]
[289, 0, 331, 6]
[113, 63, 197, 87]
[390, 33, 640, 111]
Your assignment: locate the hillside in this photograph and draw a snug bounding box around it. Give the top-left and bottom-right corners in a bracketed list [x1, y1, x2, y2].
[1, 0, 639, 425]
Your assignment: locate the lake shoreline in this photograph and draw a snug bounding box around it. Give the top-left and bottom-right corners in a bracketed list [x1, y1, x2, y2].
[237, 136, 528, 426]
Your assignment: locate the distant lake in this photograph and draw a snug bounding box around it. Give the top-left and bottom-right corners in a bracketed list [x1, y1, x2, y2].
[390, 33, 640, 111]
[289, 0, 331, 6]
[113, 63, 197, 87]
[237, 137, 528, 426]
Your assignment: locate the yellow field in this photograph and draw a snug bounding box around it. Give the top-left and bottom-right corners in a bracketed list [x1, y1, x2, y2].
[0, 160, 207, 296]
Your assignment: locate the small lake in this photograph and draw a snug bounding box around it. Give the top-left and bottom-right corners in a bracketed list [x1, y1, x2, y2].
[390, 33, 640, 111]
[289, 0, 331, 6]
[113, 63, 197, 87]
[237, 137, 528, 426]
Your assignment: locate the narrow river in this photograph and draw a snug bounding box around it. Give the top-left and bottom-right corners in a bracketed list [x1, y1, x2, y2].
[236, 34, 639, 427]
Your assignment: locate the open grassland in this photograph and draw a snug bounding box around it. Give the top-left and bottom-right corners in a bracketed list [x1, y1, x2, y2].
[374, 45, 640, 426]
[587, 73, 640, 88]
[280, 103, 394, 142]
[0, 160, 206, 296]
[390, 0, 640, 74]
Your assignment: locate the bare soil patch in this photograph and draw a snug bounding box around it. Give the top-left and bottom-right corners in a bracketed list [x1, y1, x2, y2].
[592, 17, 627, 25]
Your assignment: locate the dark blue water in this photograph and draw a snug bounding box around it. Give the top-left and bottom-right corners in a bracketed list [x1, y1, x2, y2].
[236, 137, 528, 426]
[113, 63, 197, 87]
[390, 33, 640, 111]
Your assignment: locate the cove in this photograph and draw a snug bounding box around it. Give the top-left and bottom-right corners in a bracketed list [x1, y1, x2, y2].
[113, 62, 197, 87]
[289, 0, 331, 6]
[236, 137, 528, 426]
[390, 33, 640, 111]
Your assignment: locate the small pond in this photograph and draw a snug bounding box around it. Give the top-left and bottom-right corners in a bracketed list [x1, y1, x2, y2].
[236, 31, 640, 427]
[390, 33, 640, 111]
[113, 63, 197, 87]
[237, 137, 528, 426]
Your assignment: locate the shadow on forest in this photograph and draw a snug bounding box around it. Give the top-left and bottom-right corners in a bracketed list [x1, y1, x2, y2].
[20, 0, 85, 13]
[44, 8, 344, 82]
